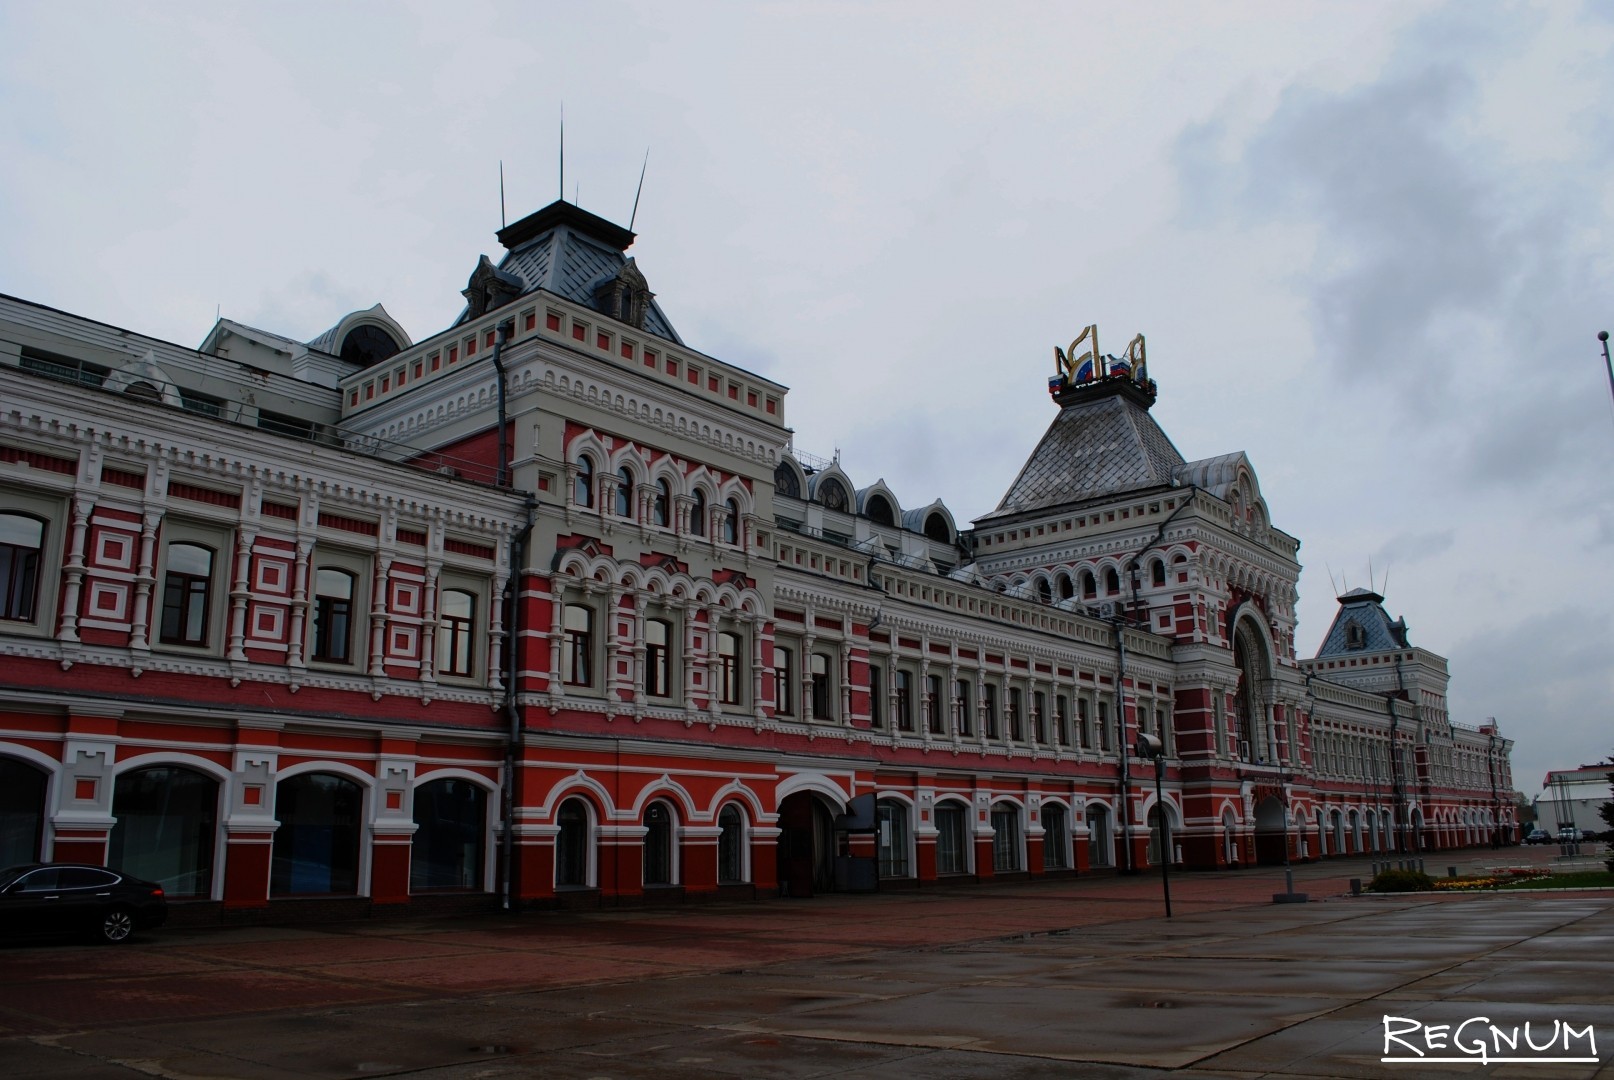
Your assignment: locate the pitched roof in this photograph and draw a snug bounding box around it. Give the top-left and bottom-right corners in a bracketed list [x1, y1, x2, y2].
[1314, 588, 1412, 656]
[486, 200, 681, 344]
[979, 381, 1185, 521]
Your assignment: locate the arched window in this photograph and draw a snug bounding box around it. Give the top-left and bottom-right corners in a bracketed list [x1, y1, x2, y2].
[990, 802, 1022, 872]
[652, 479, 671, 527]
[1345, 621, 1366, 650]
[339, 324, 402, 367]
[1042, 804, 1070, 870]
[923, 512, 950, 543]
[555, 798, 592, 887]
[644, 618, 672, 698]
[866, 495, 895, 527]
[311, 568, 356, 664]
[717, 804, 747, 883]
[1104, 567, 1121, 595]
[1037, 579, 1053, 603]
[123, 380, 163, 402]
[110, 765, 218, 898]
[437, 589, 476, 677]
[411, 777, 485, 891]
[717, 630, 743, 705]
[934, 802, 969, 874]
[615, 466, 635, 518]
[1151, 559, 1166, 588]
[160, 542, 214, 646]
[0, 757, 48, 867]
[564, 604, 594, 686]
[0, 513, 45, 622]
[1080, 570, 1097, 599]
[573, 454, 595, 508]
[723, 498, 740, 545]
[876, 799, 910, 878]
[643, 801, 674, 885]
[1058, 573, 1074, 600]
[272, 772, 363, 895]
[818, 477, 848, 512]
[773, 463, 800, 499]
[689, 489, 707, 537]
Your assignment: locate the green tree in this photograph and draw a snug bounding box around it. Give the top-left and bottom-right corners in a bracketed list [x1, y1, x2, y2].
[1600, 755, 1614, 834]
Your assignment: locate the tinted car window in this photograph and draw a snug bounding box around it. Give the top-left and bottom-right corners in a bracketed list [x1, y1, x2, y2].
[13, 868, 60, 893]
[57, 867, 117, 889]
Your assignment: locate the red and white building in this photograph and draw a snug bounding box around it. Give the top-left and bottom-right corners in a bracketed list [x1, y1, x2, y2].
[0, 200, 1515, 920]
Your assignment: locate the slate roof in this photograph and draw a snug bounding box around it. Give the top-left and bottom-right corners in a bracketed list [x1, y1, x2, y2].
[1313, 588, 1412, 656]
[486, 201, 682, 344]
[980, 384, 1186, 521]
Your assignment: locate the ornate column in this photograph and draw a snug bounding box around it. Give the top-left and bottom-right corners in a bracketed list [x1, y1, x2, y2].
[57, 496, 93, 643]
[285, 537, 313, 670]
[127, 511, 160, 653]
[368, 555, 392, 678]
[227, 528, 255, 662]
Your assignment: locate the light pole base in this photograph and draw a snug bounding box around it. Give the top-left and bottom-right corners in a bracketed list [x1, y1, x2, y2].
[1272, 892, 1310, 904]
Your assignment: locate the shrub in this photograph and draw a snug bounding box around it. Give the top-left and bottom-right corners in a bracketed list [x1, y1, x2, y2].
[1369, 869, 1433, 893]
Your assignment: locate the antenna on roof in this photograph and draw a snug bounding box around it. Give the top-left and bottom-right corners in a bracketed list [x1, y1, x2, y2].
[629, 148, 649, 231]
[1368, 555, 1374, 595]
[1381, 561, 1391, 599]
[559, 102, 565, 202]
[1325, 562, 1338, 597]
[499, 160, 506, 229]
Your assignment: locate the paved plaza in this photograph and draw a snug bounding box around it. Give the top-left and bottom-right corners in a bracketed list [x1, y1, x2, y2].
[1, 851, 1609, 1079]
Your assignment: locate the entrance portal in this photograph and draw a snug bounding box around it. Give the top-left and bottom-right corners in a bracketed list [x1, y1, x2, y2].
[776, 791, 838, 897]
[1253, 796, 1288, 865]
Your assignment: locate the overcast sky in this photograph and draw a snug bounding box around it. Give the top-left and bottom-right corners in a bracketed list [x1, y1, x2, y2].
[3, 1, 1610, 796]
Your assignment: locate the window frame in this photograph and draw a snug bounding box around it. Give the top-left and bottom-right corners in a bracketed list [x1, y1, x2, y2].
[0, 503, 54, 631]
[809, 652, 834, 721]
[644, 616, 674, 699]
[773, 643, 795, 717]
[716, 629, 743, 706]
[154, 520, 232, 654]
[563, 602, 596, 688]
[573, 453, 595, 508]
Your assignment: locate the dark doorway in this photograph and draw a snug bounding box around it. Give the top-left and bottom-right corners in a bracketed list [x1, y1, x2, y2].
[776, 791, 837, 897]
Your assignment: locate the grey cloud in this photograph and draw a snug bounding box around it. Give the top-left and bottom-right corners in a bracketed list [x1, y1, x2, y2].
[1373, 528, 1455, 568]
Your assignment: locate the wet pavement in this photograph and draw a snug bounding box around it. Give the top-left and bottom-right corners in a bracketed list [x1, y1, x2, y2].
[1, 849, 1609, 1079]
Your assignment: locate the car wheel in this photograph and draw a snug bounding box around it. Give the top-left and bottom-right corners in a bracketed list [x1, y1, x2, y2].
[96, 906, 135, 944]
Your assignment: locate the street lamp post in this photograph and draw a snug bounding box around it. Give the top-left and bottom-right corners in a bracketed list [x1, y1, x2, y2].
[1272, 772, 1309, 904]
[1134, 733, 1171, 918]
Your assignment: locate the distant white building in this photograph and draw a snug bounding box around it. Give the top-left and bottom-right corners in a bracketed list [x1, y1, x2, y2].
[1533, 765, 1613, 834]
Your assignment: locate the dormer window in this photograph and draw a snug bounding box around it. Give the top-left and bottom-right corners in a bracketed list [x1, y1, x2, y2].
[594, 258, 653, 329]
[1345, 621, 1366, 650]
[818, 478, 848, 512]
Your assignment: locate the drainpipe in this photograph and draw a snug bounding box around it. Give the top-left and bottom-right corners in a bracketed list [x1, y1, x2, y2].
[1113, 619, 1135, 874]
[500, 495, 538, 913]
[490, 320, 514, 487]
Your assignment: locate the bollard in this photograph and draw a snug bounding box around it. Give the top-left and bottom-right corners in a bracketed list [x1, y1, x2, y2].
[1448, 866, 1457, 878]
[1350, 877, 1362, 896]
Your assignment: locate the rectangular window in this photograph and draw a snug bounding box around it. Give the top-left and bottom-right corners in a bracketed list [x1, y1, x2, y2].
[159, 542, 215, 647]
[645, 618, 672, 698]
[956, 678, 973, 736]
[563, 603, 593, 687]
[1078, 697, 1092, 749]
[1099, 700, 1111, 751]
[437, 588, 476, 677]
[925, 675, 944, 734]
[1033, 691, 1048, 744]
[1055, 695, 1070, 746]
[876, 801, 909, 878]
[895, 670, 915, 732]
[717, 630, 742, 705]
[774, 645, 794, 716]
[1043, 808, 1069, 870]
[868, 664, 884, 728]
[991, 807, 1021, 872]
[311, 567, 356, 664]
[810, 653, 833, 720]
[0, 512, 45, 622]
[1008, 688, 1023, 741]
[983, 683, 999, 739]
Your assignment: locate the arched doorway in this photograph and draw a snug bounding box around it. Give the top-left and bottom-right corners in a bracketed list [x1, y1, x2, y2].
[1253, 796, 1287, 864]
[0, 756, 48, 867]
[1086, 803, 1113, 868]
[776, 790, 838, 897]
[109, 765, 219, 898]
[1222, 807, 1240, 865]
[1231, 613, 1274, 763]
[1146, 804, 1174, 867]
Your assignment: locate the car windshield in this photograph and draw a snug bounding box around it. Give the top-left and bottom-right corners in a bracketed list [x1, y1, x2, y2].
[0, 865, 32, 890]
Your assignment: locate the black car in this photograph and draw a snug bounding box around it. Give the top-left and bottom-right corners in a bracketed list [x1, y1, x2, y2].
[0, 863, 167, 944]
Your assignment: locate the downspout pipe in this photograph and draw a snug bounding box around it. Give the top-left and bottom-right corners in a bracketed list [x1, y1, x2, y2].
[1113, 619, 1135, 874]
[500, 496, 538, 913]
[490, 320, 514, 487]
